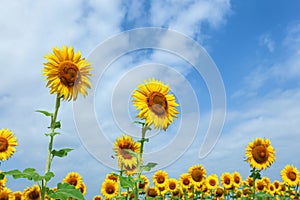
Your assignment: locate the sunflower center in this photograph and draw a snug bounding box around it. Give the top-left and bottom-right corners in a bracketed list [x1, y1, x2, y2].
[148, 92, 167, 116]
[252, 145, 268, 163]
[28, 190, 40, 200]
[139, 181, 145, 189]
[209, 179, 216, 186]
[59, 62, 79, 87]
[157, 176, 165, 184]
[287, 171, 297, 181]
[69, 179, 78, 186]
[0, 192, 9, 200]
[169, 182, 176, 190]
[119, 149, 133, 159]
[0, 137, 8, 152]
[106, 185, 115, 194]
[257, 183, 264, 191]
[183, 179, 190, 185]
[215, 188, 224, 197]
[147, 188, 157, 197]
[224, 177, 231, 185]
[234, 176, 240, 184]
[191, 169, 203, 182]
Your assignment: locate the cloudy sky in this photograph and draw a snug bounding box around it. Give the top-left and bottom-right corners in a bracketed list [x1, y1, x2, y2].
[1, 0, 300, 198]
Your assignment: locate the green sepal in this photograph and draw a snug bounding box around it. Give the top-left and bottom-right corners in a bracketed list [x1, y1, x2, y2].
[54, 121, 61, 129]
[47, 182, 85, 200]
[36, 110, 53, 117]
[142, 162, 157, 172]
[51, 148, 73, 158]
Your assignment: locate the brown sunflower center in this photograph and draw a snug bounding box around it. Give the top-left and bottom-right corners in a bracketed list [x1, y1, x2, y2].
[209, 179, 216, 186]
[169, 182, 176, 190]
[234, 176, 240, 184]
[139, 181, 145, 189]
[224, 177, 231, 185]
[119, 148, 133, 159]
[69, 178, 78, 186]
[0, 137, 8, 152]
[59, 62, 79, 87]
[252, 145, 268, 163]
[191, 169, 203, 182]
[14, 194, 22, 200]
[287, 171, 297, 181]
[157, 176, 165, 184]
[147, 188, 157, 197]
[148, 92, 167, 116]
[106, 185, 115, 194]
[0, 192, 9, 200]
[28, 190, 40, 200]
[183, 179, 190, 185]
[215, 188, 224, 197]
[257, 183, 264, 191]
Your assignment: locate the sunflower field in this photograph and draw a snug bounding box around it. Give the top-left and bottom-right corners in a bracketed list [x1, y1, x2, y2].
[0, 46, 299, 200]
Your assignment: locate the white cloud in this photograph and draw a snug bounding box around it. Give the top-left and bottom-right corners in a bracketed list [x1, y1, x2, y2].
[259, 33, 275, 52]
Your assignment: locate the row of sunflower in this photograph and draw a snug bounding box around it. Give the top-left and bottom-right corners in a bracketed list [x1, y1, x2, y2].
[0, 45, 299, 199]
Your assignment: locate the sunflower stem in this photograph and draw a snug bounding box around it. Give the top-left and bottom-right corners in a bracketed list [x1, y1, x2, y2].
[41, 95, 61, 200]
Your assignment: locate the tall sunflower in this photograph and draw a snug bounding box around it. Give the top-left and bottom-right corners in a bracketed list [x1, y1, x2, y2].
[188, 164, 206, 186]
[101, 179, 118, 199]
[132, 78, 179, 130]
[23, 185, 40, 200]
[0, 129, 18, 161]
[114, 134, 140, 169]
[62, 172, 83, 189]
[43, 46, 92, 101]
[281, 164, 299, 186]
[245, 138, 275, 170]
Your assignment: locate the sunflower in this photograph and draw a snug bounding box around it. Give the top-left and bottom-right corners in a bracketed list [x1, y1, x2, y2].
[268, 183, 276, 196]
[179, 173, 192, 189]
[105, 173, 118, 183]
[139, 175, 150, 191]
[0, 171, 7, 190]
[152, 170, 168, 187]
[0, 129, 18, 161]
[188, 164, 206, 186]
[101, 179, 118, 199]
[167, 178, 179, 193]
[122, 164, 138, 176]
[0, 187, 13, 200]
[43, 46, 92, 101]
[132, 78, 179, 130]
[214, 187, 224, 199]
[245, 138, 275, 170]
[273, 180, 281, 193]
[205, 174, 219, 190]
[13, 191, 23, 200]
[62, 172, 83, 189]
[93, 195, 102, 200]
[23, 185, 40, 200]
[232, 172, 242, 188]
[281, 164, 299, 186]
[114, 134, 140, 169]
[79, 182, 86, 195]
[255, 179, 266, 193]
[221, 172, 233, 189]
[146, 187, 159, 198]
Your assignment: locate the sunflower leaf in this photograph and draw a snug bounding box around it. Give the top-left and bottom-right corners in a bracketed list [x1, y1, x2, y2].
[124, 149, 138, 158]
[44, 171, 55, 182]
[120, 176, 135, 189]
[47, 182, 84, 200]
[0, 173, 5, 180]
[36, 110, 53, 117]
[54, 121, 61, 129]
[142, 162, 157, 172]
[51, 148, 73, 158]
[45, 132, 60, 137]
[4, 168, 43, 182]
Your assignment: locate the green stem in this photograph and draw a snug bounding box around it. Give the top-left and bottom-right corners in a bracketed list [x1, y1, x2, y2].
[41, 95, 61, 200]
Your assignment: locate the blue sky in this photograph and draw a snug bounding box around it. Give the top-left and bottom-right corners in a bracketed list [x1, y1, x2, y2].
[1, 0, 300, 199]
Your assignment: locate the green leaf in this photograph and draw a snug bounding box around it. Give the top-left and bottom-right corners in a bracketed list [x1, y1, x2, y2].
[142, 162, 157, 172]
[119, 176, 135, 189]
[44, 171, 55, 182]
[36, 110, 53, 117]
[51, 148, 73, 158]
[47, 183, 85, 200]
[4, 168, 42, 182]
[0, 173, 5, 180]
[124, 149, 138, 158]
[45, 132, 60, 137]
[54, 121, 61, 129]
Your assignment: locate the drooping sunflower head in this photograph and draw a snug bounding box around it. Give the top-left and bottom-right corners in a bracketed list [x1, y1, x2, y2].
[62, 172, 83, 189]
[43, 46, 92, 101]
[152, 170, 168, 187]
[114, 134, 140, 169]
[281, 164, 299, 186]
[245, 138, 276, 170]
[23, 185, 40, 200]
[188, 164, 206, 185]
[132, 78, 179, 130]
[101, 179, 118, 199]
[0, 187, 13, 200]
[0, 128, 18, 161]
[221, 172, 233, 189]
[205, 174, 219, 190]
